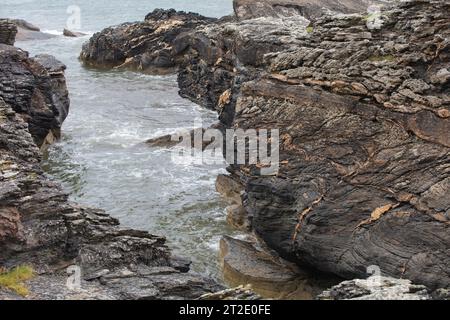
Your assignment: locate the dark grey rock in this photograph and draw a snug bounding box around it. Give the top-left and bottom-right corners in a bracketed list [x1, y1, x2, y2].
[0, 98, 223, 299]
[79, 9, 217, 74]
[176, 0, 450, 291]
[0, 45, 69, 148]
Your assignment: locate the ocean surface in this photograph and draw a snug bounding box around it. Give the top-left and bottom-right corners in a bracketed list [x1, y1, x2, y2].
[1, 0, 239, 279]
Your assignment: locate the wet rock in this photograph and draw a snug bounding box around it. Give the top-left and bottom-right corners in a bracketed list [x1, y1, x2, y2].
[216, 174, 251, 230]
[63, 29, 86, 38]
[0, 98, 223, 299]
[80, 9, 216, 74]
[146, 134, 180, 148]
[6, 19, 56, 41]
[8, 19, 40, 32]
[317, 276, 433, 300]
[146, 126, 221, 150]
[178, 0, 450, 290]
[0, 46, 69, 148]
[219, 236, 337, 299]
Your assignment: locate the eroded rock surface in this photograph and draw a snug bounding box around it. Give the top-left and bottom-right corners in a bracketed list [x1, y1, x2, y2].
[0, 97, 222, 299]
[77, 0, 449, 293]
[0, 30, 222, 299]
[0, 20, 18, 46]
[233, 0, 384, 21]
[0, 42, 69, 148]
[177, 0, 450, 290]
[4, 19, 56, 42]
[220, 236, 337, 299]
[80, 9, 217, 73]
[318, 276, 433, 300]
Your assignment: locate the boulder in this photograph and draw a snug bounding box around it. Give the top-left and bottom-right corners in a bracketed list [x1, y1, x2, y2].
[318, 276, 433, 300]
[63, 28, 86, 37]
[219, 236, 337, 299]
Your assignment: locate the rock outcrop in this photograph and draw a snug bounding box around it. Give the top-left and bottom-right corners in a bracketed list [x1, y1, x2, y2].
[220, 236, 337, 299]
[233, 0, 383, 21]
[176, 0, 450, 291]
[0, 40, 69, 148]
[0, 96, 222, 299]
[78, 0, 449, 294]
[0, 27, 222, 300]
[63, 29, 86, 38]
[80, 9, 217, 74]
[5, 19, 56, 42]
[318, 275, 435, 300]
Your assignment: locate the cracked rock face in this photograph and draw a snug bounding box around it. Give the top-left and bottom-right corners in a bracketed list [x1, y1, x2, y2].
[232, 0, 385, 21]
[317, 276, 433, 300]
[176, 0, 450, 290]
[0, 41, 69, 148]
[0, 97, 222, 299]
[79, 9, 218, 74]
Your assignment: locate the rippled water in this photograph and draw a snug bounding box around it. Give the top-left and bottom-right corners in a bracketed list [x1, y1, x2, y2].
[2, 1, 241, 279]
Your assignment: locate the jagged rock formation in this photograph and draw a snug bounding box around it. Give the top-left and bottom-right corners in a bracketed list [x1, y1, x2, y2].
[80, 9, 218, 73]
[79, 0, 449, 293]
[0, 24, 222, 300]
[176, 0, 450, 290]
[0, 96, 222, 299]
[233, 0, 383, 21]
[0, 41, 69, 148]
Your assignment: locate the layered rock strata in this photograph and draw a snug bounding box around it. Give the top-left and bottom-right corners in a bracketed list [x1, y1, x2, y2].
[0, 42, 69, 148]
[79, 0, 450, 293]
[0, 24, 221, 300]
[80, 9, 218, 73]
[177, 0, 450, 290]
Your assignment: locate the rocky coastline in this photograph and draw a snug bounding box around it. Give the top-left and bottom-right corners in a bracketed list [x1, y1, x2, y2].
[1, 0, 449, 300]
[80, 0, 450, 299]
[0, 19, 224, 300]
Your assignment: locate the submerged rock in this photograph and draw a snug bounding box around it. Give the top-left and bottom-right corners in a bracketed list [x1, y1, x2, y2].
[63, 29, 86, 38]
[0, 97, 223, 299]
[199, 285, 261, 300]
[233, 0, 384, 21]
